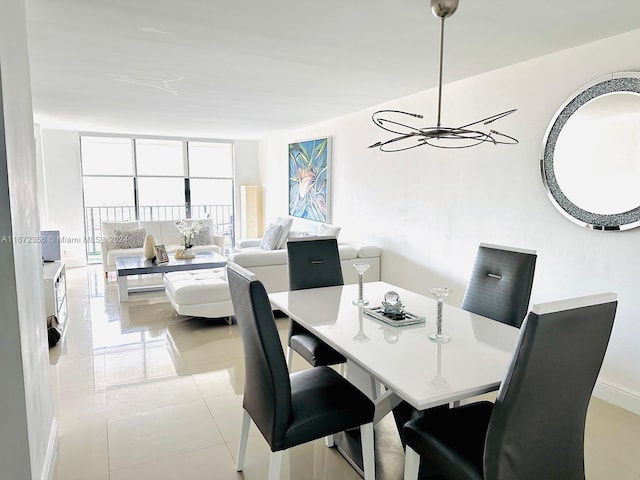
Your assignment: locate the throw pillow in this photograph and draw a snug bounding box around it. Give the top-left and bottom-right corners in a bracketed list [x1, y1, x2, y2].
[260, 224, 283, 250]
[192, 226, 211, 246]
[318, 223, 341, 238]
[274, 216, 293, 249]
[113, 227, 147, 249]
[105, 221, 138, 250]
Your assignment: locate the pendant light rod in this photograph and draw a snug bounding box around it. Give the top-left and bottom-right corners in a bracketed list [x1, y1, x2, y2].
[436, 16, 445, 128]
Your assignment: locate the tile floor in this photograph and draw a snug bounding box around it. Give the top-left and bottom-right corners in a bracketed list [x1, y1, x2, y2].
[49, 265, 640, 480]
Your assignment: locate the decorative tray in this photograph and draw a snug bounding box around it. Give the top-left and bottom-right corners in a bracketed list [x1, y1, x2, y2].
[363, 306, 426, 327]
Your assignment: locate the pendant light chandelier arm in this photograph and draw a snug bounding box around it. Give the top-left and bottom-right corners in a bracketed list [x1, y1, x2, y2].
[372, 109, 423, 119]
[371, 110, 425, 135]
[488, 129, 519, 145]
[368, 0, 518, 152]
[457, 109, 518, 130]
[368, 133, 419, 149]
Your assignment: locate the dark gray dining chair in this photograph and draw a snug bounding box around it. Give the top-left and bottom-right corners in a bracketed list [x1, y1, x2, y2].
[286, 237, 347, 368]
[461, 243, 537, 328]
[393, 243, 538, 446]
[403, 292, 617, 480]
[227, 262, 375, 480]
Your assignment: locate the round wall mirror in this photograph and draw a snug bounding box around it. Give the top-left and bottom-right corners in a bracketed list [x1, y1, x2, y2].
[541, 72, 640, 230]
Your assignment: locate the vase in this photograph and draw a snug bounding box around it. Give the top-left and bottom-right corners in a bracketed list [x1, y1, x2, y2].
[143, 234, 157, 260]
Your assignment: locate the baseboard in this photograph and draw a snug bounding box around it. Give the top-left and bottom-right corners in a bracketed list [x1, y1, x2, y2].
[41, 418, 58, 480]
[593, 379, 640, 416]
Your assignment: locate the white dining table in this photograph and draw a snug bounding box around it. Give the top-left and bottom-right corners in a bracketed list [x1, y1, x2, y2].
[268, 281, 520, 420]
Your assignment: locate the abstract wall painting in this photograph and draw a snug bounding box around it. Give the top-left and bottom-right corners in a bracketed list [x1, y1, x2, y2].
[288, 137, 331, 222]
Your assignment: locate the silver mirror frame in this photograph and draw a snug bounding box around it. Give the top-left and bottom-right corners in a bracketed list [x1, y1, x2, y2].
[540, 72, 640, 231]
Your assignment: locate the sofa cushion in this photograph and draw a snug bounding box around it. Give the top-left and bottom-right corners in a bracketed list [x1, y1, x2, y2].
[318, 223, 341, 238]
[113, 227, 147, 248]
[274, 216, 294, 248]
[260, 224, 283, 250]
[337, 244, 357, 260]
[287, 230, 312, 239]
[148, 219, 215, 246]
[230, 247, 289, 267]
[157, 220, 184, 245]
[138, 221, 163, 241]
[357, 245, 381, 258]
[235, 238, 262, 249]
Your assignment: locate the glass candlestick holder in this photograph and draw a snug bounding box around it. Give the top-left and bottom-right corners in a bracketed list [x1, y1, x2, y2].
[352, 263, 370, 306]
[429, 287, 452, 343]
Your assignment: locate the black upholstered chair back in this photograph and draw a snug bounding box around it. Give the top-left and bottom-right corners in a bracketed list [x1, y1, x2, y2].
[484, 295, 617, 479]
[287, 237, 344, 291]
[227, 263, 292, 449]
[461, 243, 537, 328]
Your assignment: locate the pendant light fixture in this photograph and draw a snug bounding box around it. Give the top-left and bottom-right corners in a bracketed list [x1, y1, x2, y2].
[368, 0, 518, 152]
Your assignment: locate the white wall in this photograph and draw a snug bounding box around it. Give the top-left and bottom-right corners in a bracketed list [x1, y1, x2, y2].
[41, 129, 85, 267]
[258, 29, 640, 413]
[0, 1, 56, 479]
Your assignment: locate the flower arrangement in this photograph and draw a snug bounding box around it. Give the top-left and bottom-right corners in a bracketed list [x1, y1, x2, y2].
[175, 219, 202, 249]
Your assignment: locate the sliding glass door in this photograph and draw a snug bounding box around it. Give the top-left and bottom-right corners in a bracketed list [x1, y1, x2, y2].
[80, 135, 234, 262]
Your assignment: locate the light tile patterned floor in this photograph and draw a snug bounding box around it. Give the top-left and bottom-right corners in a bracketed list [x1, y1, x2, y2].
[50, 265, 640, 480]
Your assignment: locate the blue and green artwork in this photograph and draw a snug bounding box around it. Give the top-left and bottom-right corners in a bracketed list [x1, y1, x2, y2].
[288, 137, 330, 222]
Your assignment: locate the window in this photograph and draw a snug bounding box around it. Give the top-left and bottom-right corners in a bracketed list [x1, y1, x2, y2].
[188, 142, 233, 177]
[137, 177, 186, 220]
[80, 135, 234, 263]
[136, 139, 184, 176]
[80, 137, 134, 176]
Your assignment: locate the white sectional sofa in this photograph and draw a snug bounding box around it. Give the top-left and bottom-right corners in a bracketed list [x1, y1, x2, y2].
[228, 238, 380, 293]
[228, 217, 381, 292]
[101, 219, 225, 275]
[162, 217, 381, 320]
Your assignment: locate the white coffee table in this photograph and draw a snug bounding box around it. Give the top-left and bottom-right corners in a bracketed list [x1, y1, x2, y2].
[115, 252, 227, 302]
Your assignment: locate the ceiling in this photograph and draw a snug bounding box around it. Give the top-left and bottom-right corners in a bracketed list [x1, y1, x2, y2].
[25, 0, 640, 140]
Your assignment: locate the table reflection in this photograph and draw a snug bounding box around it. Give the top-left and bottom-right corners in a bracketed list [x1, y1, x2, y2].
[353, 307, 370, 343]
[286, 285, 343, 327]
[470, 313, 520, 353]
[430, 342, 448, 388]
[379, 324, 401, 344]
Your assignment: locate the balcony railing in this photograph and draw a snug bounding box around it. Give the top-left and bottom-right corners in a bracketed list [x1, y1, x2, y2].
[84, 204, 234, 259]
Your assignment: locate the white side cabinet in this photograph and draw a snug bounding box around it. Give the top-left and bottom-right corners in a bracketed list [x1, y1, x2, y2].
[43, 261, 67, 335]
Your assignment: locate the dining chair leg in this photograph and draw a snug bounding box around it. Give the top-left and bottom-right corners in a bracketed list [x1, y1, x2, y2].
[286, 346, 293, 368]
[324, 434, 335, 447]
[236, 409, 251, 471]
[403, 445, 420, 480]
[268, 450, 284, 480]
[370, 377, 379, 400]
[360, 422, 375, 480]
